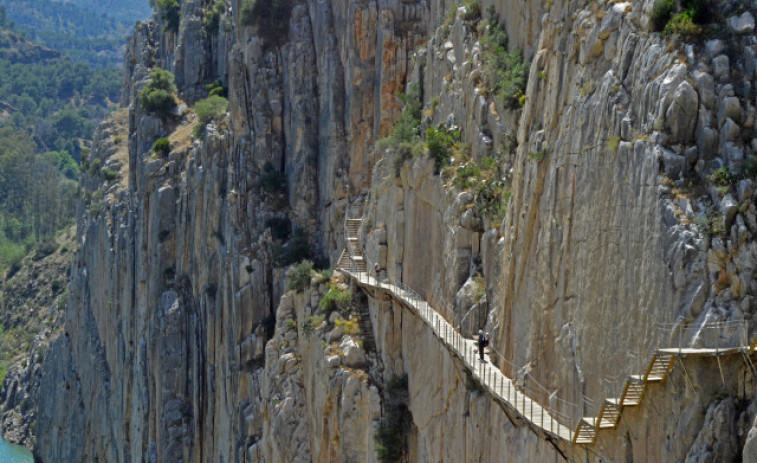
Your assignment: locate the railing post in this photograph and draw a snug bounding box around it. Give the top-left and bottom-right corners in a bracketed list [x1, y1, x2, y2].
[742, 320, 748, 347]
[550, 410, 554, 434]
[530, 392, 533, 422]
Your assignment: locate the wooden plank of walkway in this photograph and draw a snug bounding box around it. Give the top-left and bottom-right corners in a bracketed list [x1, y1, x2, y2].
[657, 347, 743, 356]
[342, 270, 574, 442]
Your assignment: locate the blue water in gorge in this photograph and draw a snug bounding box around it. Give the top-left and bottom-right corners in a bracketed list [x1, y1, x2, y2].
[0, 436, 32, 462]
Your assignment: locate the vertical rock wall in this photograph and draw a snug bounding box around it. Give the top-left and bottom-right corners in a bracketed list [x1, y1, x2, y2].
[35, 0, 757, 461]
[36, 0, 432, 461]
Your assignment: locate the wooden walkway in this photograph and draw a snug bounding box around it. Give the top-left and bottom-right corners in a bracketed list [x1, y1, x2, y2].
[343, 269, 574, 442]
[336, 209, 757, 447]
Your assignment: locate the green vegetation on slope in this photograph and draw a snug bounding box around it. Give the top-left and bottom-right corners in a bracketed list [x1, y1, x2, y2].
[58, 0, 152, 25]
[0, 128, 78, 270]
[0, 0, 150, 67]
[0, 228, 72, 355]
[0, 17, 122, 270]
[0, 26, 121, 154]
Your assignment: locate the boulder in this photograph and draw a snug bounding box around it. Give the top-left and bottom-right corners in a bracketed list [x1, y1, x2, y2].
[666, 81, 699, 143]
[728, 12, 755, 34]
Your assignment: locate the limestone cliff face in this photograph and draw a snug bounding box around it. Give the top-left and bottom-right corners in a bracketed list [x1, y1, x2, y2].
[36, 0, 428, 461]
[35, 0, 757, 461]
[250, 279, 383, 463]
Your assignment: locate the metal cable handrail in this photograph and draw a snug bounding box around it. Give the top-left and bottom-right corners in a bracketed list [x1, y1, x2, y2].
[341, 267, 575, 440]
[337, 215, 755, 445]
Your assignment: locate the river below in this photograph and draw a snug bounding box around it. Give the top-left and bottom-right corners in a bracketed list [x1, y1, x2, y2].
[0, 436, 32, 462]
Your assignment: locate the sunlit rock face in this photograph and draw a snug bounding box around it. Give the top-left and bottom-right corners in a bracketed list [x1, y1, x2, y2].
[35, 0, 757, 461]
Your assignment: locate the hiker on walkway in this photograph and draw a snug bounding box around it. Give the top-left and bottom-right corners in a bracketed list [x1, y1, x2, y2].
[477, 329, 487, 362]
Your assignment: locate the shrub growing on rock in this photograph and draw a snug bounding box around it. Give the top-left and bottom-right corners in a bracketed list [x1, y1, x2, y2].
[139, 69, 177, 118]
[155, 0, 181, 32]
[426, 126, 461, 172]
[204, 1, 226, 34]
[664, 10, 704, 40]
[746, 156, 757, 178]
[650, 0, 675, 31]
[274, 228, 311, 267]
[377, 85, 425, 177]
[101, 168, 119, 181]
[287, 260, 313, 292]
[205, 80, 227, 97]
[88, 158, 102, 176]
[651, 0, 711, 37]
[461, 0, 481, 22]
[193, 95, 228, 137]
[33, 241, 58, 260]
[479, 10, 529, 109]
[153, 138, 171, 157]
[265, 216, 291, 240]
[319, 288, 352, 315]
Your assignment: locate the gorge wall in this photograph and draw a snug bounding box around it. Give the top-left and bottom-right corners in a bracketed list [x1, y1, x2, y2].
[34, 0, 757, 461]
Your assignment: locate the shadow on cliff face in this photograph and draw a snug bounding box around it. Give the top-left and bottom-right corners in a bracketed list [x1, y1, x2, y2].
[239, 0, 294, 48]
[376, 374, 414, 462]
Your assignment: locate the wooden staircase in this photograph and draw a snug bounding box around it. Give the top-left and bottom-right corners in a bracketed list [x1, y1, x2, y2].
[345, 218, 366, 272]
[336, 250, 351, 271]
[572, 352, 675, 444]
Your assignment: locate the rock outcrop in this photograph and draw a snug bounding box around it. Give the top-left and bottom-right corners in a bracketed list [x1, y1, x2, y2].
[250, 277, 382, 462]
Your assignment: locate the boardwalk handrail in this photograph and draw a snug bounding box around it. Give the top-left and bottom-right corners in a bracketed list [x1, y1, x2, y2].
[487, 342, 584, 428]
[336, 215, 755, 447]
[341, 268, 575, 442]
[657, 319, 747, 354]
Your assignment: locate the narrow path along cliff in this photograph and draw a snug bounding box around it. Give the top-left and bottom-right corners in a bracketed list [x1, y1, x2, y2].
[340, 209, 757, 456]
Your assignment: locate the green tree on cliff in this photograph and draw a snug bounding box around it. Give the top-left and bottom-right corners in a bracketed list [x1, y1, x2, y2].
[139, 68, 178, 118]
